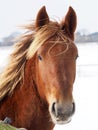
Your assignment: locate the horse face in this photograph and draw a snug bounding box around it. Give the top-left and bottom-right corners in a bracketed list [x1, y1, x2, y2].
[32, 5, 78, 125]
[36, 39, 78, 124]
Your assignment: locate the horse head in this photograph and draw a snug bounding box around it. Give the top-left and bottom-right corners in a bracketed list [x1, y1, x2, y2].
[27, 6, 78, 125]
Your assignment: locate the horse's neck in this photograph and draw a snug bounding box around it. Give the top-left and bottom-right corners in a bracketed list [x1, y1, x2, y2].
[14, 80, 54, 130]
[0, 58, 54, 130]
[21, 58, 54, 130]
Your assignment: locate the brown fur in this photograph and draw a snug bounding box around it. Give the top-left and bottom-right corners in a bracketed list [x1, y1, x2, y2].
[0, 6, 78, 130]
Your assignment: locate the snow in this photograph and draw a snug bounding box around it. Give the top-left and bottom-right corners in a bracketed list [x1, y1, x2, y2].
[0, 43, 98, 130]
[0, 46, 12, 72]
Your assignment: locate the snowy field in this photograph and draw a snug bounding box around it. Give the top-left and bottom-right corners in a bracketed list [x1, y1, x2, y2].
[0, 43, 98, 130]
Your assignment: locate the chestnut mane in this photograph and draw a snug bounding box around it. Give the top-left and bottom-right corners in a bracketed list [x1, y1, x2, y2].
[0, 22, 69, 101]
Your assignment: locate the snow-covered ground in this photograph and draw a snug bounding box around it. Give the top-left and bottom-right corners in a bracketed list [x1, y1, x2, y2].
[0, 43, 98, 130]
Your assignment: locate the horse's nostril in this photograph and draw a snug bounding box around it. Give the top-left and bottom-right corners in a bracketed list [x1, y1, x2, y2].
[72, 102, 75, 114]
[52, 102, 56, 114]
[51, 102, 60, 117]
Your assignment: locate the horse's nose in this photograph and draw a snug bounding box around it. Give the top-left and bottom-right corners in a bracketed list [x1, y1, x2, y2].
[51, 102, 75, 119]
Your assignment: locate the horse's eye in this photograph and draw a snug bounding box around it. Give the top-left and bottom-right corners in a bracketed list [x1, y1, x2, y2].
[38, 55, 42, 61]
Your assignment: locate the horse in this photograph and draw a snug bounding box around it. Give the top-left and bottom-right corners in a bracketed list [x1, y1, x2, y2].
[0, 6, 78, 130]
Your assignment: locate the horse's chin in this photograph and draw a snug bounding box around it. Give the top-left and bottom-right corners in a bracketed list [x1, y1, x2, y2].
[51, 115, 72, 125]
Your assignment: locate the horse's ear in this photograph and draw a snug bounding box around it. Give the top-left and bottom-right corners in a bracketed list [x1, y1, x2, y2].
[61, 7, 77, 40]
[35, 6, 49, 28]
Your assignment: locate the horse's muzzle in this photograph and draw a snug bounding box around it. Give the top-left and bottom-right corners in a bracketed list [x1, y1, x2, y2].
[50, 102, 75, 124]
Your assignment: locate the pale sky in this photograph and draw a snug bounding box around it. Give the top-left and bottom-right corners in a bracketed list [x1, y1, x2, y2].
[0, 0, 98, 39]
